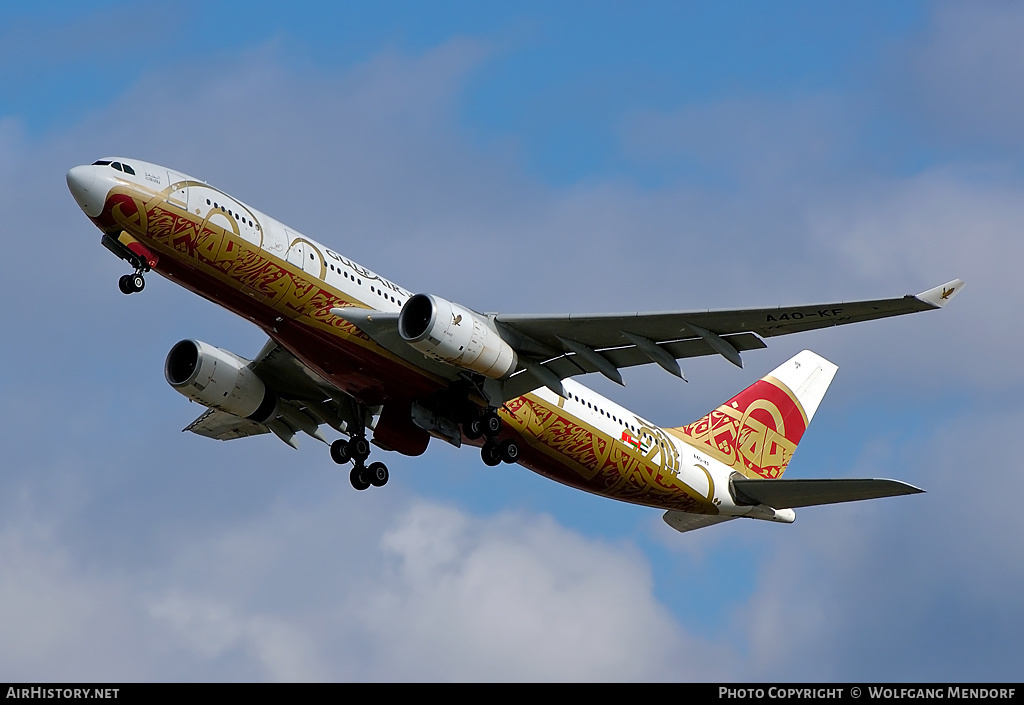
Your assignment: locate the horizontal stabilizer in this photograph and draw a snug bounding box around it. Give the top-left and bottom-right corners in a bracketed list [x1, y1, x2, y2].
[732, 477, 924, 509]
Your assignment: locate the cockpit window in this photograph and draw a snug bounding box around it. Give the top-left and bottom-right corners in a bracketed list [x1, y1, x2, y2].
[106, 162, 136, 175]
[92, 160, 111, 166]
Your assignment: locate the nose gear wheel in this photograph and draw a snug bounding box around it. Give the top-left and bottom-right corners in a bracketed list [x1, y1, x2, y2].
[118, 272, 146, 294]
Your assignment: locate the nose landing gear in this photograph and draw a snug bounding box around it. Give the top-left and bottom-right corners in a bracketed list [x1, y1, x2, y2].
[101, 232, 155, 295]
[118, 270, 146, 294]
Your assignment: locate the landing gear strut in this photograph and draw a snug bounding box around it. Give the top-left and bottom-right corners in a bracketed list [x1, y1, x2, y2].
[102, 232, 151, 295]
[466, 407, 520, 467]
[331, 435, 389, 490]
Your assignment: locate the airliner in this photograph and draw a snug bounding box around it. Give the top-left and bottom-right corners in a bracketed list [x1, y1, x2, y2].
[66, 157, 963, 533]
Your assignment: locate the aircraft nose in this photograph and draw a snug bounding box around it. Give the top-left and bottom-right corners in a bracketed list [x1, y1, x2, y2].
[67, 165, 103, 217]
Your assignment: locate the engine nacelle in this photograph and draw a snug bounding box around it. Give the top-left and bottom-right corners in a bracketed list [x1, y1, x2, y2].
[164, 339, 277, 421]
[398, 294, 518, 379]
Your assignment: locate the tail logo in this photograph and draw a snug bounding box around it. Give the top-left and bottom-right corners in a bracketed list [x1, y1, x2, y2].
[672, 378, 807, 479]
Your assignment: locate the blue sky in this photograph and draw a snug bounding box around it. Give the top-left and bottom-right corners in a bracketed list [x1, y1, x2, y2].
[1, 0, 1020, 682]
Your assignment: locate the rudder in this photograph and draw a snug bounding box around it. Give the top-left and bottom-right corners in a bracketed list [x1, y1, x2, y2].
[668, 350, 838, 480]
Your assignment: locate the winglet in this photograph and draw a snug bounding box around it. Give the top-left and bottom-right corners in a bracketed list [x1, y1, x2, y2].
[916, 279, 965, 309]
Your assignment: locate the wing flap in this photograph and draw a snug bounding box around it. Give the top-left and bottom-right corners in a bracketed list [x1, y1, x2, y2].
[731, 477, 924, 509]
[662, 511, 736, 534]
[500, 332, 766, 400]
[183, 408, 271, 441]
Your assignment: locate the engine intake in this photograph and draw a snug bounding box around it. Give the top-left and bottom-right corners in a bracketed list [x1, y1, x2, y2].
[165, 339, 277, 421]
[398, 294, 517, 379]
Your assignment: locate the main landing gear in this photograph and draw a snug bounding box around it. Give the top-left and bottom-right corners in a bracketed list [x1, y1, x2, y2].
[465, 407, 520, 467]
[117, 270, 146, 295]
[331, 434, 389, 491]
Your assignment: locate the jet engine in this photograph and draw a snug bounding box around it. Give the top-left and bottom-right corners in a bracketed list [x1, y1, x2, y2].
[398, 294, 518, 379]
[164, 339, 277, 421]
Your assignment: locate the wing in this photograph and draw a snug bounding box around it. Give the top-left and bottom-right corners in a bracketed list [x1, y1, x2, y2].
[495, 279, 964, 399]
[181, 339, 366, 449]
[332, 279, 963, 403]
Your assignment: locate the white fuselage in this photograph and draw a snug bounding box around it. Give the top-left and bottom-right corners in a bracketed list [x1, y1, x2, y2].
[68, 156, 796, 521]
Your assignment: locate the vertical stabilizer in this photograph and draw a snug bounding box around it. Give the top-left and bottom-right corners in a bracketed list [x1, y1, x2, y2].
[668, 351, 838, 479]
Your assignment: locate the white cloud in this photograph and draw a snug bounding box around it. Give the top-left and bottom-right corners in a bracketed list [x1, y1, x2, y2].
[736, 404, 1024, 681]
[3, 6, 1022, 683]
[803, 167, 1024, 391]
[623, 93, 852, 183]
[357, 502, 728, 681]
[0, 522, 159, 681]
[0, 493, 722, 681]
[892, 1, 1024, 150]
[149, 593, 328, 681]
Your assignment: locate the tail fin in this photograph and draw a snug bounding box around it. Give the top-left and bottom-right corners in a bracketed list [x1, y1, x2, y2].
[668, 350, 838, 480]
